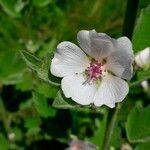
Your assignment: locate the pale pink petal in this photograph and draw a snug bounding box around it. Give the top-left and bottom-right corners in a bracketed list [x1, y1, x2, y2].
[61, 74, 96, 105]
[94, 74, 129, 108]
[77, 30, 116, 60]
[106, 37, 133, 80]
[51, 41, 89, 77]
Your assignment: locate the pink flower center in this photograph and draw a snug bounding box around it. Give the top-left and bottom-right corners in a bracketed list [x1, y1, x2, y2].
[84, 60, 107, 84]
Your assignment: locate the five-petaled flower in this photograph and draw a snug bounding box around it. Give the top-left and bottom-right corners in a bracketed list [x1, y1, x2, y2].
[51, 30, 133, 108]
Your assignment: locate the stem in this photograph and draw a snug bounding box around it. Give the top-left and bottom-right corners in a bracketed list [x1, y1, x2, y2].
[130, 75, 150, 87]
[102, 104, 122, 150]
[122, 0, 139, 39]
[101, 0, 139, 149]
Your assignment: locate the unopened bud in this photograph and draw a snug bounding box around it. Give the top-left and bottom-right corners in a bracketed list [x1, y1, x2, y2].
[135, 47, 150, 69]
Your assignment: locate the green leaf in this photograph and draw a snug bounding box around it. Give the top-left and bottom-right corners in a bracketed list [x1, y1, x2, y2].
[32, 92, 57, 118]
[0, 134, 8, 150]
[24, 117, 41, 129]
[11, 127, 23, 141]
[139, 0, 150, 8]
[90, 111, 108, 149]
[32, 0, 52, 7]
[132, 5, 150, 52]
[24, 117, 41, 134]
[0, 0, 20, 18]
[15, 71, 33, 91]
[52, 90, 79, 109]
[34, 81, 58, 99]
[0, 51, 25, 85]
[126, 106, 150, 143]
[21, 50, 60, 86]
[135, 142, 150, 150]
[20, 50, 42, 70]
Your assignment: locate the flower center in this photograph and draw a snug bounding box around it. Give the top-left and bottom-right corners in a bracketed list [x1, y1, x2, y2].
[84, 60, 107, 84]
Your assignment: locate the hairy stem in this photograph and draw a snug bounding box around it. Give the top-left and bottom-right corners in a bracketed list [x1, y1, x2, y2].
[102, 104, 122, 150]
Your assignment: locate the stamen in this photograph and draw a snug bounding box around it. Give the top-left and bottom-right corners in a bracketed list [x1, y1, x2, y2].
[84, 60, 107, 84]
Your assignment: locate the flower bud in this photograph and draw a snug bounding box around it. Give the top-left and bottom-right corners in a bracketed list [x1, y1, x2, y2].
[135, 47, 150, 69]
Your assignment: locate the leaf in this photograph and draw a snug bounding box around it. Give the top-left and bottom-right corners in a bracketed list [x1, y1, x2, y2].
[20, 50, 42, 70]
[126, 106, 150, 143]
[135, 142, 150, 150]
[89, 111, 108, 149]
[0, 0, 20, 18]
[139, 0, 150, 8]
[132, 5, 150, 52]
[24, 117, 41, 134]
[15, 71, 33, 91]
[34, 81, 58, 99]
[0, 51, 25, 85]
[32, 0, 52, 7]
[0, 134, 8, 150]
[20, 50, 60, 86]
[24, 117, 41, 129]
[52, 90, 79, 109]
[32, 92, 57, 118]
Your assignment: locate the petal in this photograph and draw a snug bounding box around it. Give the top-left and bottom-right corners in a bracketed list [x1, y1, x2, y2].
[106, 37, 134, 80]
[94, 74, 129, 108]
[61, 74, 96, 105]
[51, 41, 89, 77]
[77, 30, 116, 60]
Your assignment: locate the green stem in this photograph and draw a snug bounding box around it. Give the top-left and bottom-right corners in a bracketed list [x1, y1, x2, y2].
[101, 0, 139, 149]
[130, 75, 150, 87]
[122, 0, 139, 39]
[100, 2, 146, 149]
[102, 104, 122, 150]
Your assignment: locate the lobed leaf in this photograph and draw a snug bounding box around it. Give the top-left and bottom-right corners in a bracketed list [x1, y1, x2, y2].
[126, 106, 150, 143]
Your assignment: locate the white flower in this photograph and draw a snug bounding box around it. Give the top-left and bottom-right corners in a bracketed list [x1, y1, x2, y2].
[51, 30, 133, 108]
[65, 140, 98, 150]
[135, 47, 150, 69]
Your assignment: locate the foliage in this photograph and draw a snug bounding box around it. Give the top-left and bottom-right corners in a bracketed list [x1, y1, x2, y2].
[0, 0, 150, 150]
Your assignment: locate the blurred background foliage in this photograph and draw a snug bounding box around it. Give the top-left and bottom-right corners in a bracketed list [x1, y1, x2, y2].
[0, 0, 150, 150]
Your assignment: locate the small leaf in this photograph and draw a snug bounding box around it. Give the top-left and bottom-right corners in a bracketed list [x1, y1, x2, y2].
[34, 81, 58, 99]
[20, 50, 42, 71]
[21, 50, 60, 86]
[52, 90, 79, 109]
[126, 106, 150, 143]
[24, 117, 41, 129]
[32, 92, 57, 118]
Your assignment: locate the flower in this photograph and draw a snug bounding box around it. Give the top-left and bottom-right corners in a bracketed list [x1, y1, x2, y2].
[51, 30, 133, 108]
[65, 140, 98, 150]
[135, 47, 150, 69]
